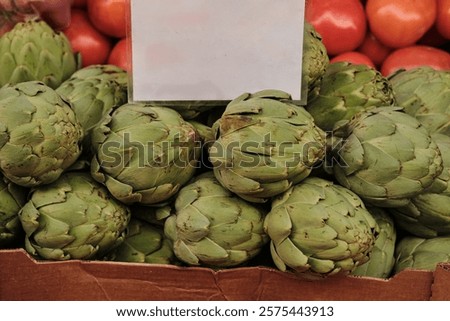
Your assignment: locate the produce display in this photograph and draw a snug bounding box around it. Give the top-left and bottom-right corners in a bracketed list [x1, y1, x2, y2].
[0, 0, 449, 284]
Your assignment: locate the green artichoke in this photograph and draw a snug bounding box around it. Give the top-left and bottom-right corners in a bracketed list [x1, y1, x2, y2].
[394, 236, 450, 272]
[389, 67, 450, 136]
[18, 172, 130, 260]
[106, 218, 176, 265]
[0, 81, 83, 187]
[164, 172, 268, 268]
[302, 22, 329, 97]
[131, 204, 172, 227]
[0, 20, 78, 89]
[209, 90, 326, 203]
[56, 64, 128, 145]
[91, 103, 200, 206]
[330, 107, 443, 208]
[0, 176, 28, 248]
[352, 207, 396, 279]
[389, 134, 450, 238]
[306, 62, 395, 131]
[264, 177, 378, 278]
[150, 101, 227, 121]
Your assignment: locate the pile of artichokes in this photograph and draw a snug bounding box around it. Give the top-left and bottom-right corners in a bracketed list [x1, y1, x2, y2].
[1, 19, 450, 280]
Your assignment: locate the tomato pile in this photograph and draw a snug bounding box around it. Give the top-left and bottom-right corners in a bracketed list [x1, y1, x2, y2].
[66, 0, 449, 76]
[66, 0, 130, 71]
[306, 0, 450, 76]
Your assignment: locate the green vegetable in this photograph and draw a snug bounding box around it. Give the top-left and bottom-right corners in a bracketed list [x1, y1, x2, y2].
[264, 177, 379, 278]
[0, 81, 83, 187]
[56, 64, 128, 150]
[209, 89, 326, 203]
[164, 172, 268, 267]
[91, 103, 201, 206]
[0, 176, 27, 248]
[18, 172, 130, 260]
[395, 236, 450, 272]
[352, 207, 396, 279]
[0, 20, 78, 89]
[389, 66, 450, 136]
[390, 134, 450, 237]
[306, 62, 395, 131]
[302, 22, 329, 95]
[107, 218, 176, 265]
[330, 107, 443, 207]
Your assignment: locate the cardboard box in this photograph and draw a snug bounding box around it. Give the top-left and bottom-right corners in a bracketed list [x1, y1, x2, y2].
[431, 263, 450, 300]
[0, 249, 434, 301]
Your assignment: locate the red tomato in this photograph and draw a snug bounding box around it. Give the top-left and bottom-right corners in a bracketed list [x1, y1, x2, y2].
[366, 0, 438, 48]
[87, 0, 130, 38]
[330, 51, 376, 69]
[63, 9, 112, 67]
[357, 32, 393, 67]
[305, 0, 367, 56]
[108, 38, 130, 72]
[381, 45, 450, 76]
[436, 0, 450, 39]
[72, 0, 87, 8]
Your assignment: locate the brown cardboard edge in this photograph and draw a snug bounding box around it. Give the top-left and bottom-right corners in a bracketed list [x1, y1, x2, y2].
[431, 263, 450, 301]
[0, 249, 433, 301]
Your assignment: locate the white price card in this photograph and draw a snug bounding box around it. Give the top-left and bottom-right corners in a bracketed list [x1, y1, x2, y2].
[130, 0, 305, 102]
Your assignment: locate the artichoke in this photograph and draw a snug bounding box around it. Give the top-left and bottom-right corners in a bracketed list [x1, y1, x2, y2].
[18, 172, 130, 260]
[0, 19, 78, 89]
[264, 177, 378, 278]
[330, 107, 443, 208]
[306, 62, 395, 131]
[56, 64, 128, 147]
[394, 236, 450, 273]
[131, 204, 172, 227]
[389, 134, 450, 238]
[91, 103, 200, 206]
[209, 90, 326, 203]
[389, 67, 450, 136]
[0, 81, 83, 187]
[164, 172, 268, 268]
[106, 218, 176, 265]
[302, 22, 329, 96]
[352, 207, 396, 279]
[0, 176, 28, 248]
[150, 101, 227, 121]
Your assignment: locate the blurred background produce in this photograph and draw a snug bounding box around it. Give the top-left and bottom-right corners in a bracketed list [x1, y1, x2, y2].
[0, 0, 449, 282]
[305, 0, 450, 75]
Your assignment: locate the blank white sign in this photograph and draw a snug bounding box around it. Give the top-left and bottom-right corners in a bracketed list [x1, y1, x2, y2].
[130, 0, 305, 101]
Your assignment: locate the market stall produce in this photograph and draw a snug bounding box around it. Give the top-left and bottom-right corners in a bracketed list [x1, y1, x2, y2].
[0, 1, 449, 302]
